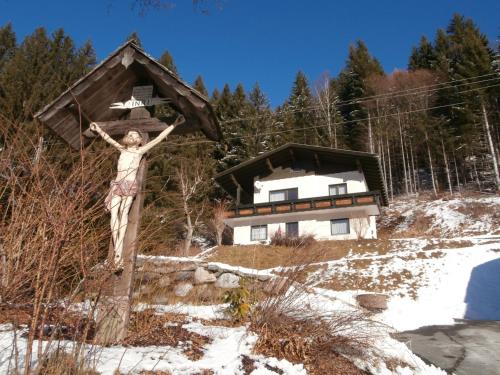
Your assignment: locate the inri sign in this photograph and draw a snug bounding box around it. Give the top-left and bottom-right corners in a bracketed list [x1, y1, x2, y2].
[110, 85, 168, 109]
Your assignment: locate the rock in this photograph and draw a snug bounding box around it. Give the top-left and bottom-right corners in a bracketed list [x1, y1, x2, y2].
[256, 274, 272, 281]
[215, 273, 240, 289]
[207, 264, 221, 272]
[174, 282, 193, 297]
[175, 271, 194, 281]
[356, 294, 388, 311]
[194, 267, 217, 284]
[157, 276, 171, 287]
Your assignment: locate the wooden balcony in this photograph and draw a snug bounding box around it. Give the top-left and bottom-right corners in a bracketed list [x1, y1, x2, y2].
[224, 191, 381, 219]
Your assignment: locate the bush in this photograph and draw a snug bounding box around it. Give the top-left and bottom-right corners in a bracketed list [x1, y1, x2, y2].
[223, 284, 253, 321]
[270, 230, 316, 248]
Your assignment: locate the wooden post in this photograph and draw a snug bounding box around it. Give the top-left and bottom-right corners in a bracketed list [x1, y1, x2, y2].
[95, 109, 150, 344]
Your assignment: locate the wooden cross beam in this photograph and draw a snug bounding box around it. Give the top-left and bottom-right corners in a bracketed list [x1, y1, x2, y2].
[83, 118, 169, 138]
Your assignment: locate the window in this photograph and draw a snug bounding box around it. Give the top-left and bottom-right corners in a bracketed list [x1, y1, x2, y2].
[286, 222, 299, 237]
[331, 219, 350, 235]
[329, 183, 347, 196]
[251, 225, 267, 241]
[269, 188, 298, 202]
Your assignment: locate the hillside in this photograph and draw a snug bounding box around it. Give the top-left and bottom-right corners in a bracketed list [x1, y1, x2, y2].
[1, 193, 498, 374]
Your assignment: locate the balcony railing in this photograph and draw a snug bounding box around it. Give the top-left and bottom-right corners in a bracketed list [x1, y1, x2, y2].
[224, 191, 381, 219]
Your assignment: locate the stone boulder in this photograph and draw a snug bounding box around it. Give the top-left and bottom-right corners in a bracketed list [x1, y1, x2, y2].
[215, 273, 240, 289]
[174, 282, 193, 297]
[157, 276, 171, 288]
[175, 271, 194, 282]
[194, 267, 217, 284]
[356, 294, 388, 311]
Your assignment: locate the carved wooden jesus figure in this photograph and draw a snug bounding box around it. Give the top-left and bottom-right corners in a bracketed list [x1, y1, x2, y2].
[90, 117, 183, 269]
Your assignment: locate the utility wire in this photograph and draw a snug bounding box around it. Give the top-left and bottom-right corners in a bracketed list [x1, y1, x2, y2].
[220, 75, 500, 124]
[33, 78, 500, 149]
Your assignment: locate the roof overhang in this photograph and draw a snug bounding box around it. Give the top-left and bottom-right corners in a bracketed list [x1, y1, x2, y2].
[214, 143, 389, 206]
[34, 40, 221, 149]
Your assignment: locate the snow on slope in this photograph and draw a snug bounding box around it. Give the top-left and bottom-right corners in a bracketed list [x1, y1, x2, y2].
[0, 320, 306, 375]
[309, 237, 500, 331]
[382, 195, 500, 236]
[1, 195, 497, 374]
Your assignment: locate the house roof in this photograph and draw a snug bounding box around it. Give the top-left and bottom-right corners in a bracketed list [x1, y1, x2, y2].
[214, 143, 389, 206]
[34, 40, 221, 149]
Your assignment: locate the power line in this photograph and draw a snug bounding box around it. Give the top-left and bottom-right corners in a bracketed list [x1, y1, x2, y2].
[220, 74, 500, 124]
[159, 81, 500, 148]
[34, 78, 500, 149]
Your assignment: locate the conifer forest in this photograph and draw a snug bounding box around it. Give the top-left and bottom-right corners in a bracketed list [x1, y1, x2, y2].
[0, 14, 499, 251]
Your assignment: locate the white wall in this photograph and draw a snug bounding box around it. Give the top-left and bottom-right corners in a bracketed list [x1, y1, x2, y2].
[233, 215, 377, 245]
[232, 170, 376, 245]
[253, 171, 367, 204]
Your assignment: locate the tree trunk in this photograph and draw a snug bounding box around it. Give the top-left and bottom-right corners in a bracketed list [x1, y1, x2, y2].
[471, 154, 482, 191]
[424, 130, 438, 196]
[184, 203, 193, 256]
[441, 137, 453, 195]
[368, 112, 374, 153]
[386, 135, 394, 201]
[398, 110, 408, 195]
[409, 135, 418, 194]
[452, 149, 460, 192]
[481, 101, 500, 190]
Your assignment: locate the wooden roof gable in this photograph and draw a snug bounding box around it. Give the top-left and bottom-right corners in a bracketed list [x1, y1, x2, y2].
[34, 40, 221, 149]
[214, 143, 389, 206]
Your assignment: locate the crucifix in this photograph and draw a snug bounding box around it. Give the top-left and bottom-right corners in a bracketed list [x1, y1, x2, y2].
[34, 41, 221, 345]
[88, 85, 184, 343]
[90, 113, 183, 271]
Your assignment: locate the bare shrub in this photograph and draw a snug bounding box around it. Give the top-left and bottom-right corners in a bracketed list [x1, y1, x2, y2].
[207, 199, 230, 246]
[250, 246, 383, 374]
[35, 349, 100, 375]
[0, 119, 131, 373]
[269, 230, 316, 248]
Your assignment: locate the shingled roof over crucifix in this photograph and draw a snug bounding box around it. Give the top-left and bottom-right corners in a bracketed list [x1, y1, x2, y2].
[34, 40, 221, 149]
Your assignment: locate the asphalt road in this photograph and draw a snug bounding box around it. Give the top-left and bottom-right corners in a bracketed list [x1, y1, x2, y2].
[395, 321, 500, 375]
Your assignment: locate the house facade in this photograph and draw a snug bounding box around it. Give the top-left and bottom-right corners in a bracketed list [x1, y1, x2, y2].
[214, 144, 388, 245]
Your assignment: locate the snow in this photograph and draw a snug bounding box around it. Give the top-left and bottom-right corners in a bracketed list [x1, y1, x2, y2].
[385, 195, 500, 236]
[134, 303, 228, 320]
[306, 237, 500, 331]
[2, 195, 499, 374]
[0, 322, 305, 375]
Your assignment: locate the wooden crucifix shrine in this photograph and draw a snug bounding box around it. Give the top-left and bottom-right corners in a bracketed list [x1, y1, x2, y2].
[34, 40, 221, 344]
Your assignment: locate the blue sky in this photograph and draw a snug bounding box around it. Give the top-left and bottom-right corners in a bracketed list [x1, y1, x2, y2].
[1, 0, 498, 107]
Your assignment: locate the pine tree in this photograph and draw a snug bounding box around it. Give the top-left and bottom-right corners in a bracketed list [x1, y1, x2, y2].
[193, 75, 208, 97]
[247, 82, 274, 154]
[408, 36, 435, 70]
[159, 50, 178, 76]
[0, 27, 95, 122]
[286, 71, 315, 144]
[0, 23, 16, 70]
[337, 40, 384, 150]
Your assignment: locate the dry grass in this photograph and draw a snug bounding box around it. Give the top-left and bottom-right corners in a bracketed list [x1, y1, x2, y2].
[422, 240, 473, 250]
[245, 246, 385, 375]
[207, 239, 394, 270]
[124, 309, 210, 360]
[35, 350, 100, 375]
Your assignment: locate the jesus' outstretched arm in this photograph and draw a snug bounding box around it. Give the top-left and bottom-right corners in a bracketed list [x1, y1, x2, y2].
[138, 115, 185, 154]
[90, 122, 124, 151]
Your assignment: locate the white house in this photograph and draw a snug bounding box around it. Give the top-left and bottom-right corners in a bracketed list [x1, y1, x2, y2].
[214, 144, 388, 245]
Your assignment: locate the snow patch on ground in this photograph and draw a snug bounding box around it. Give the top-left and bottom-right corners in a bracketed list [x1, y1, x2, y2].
[384, 195, 500, 236]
